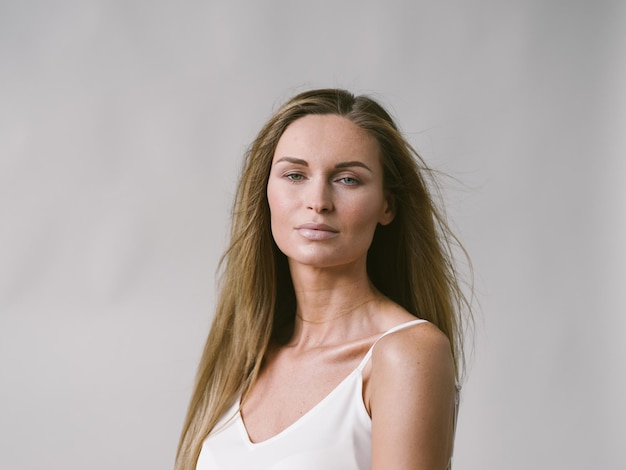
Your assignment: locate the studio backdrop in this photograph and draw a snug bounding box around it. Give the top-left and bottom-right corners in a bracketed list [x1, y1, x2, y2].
[1, 1, 624, 469]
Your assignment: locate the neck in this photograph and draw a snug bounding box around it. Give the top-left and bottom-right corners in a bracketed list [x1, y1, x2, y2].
[287, 262, 380, 343]
[295, 296, 378, 324]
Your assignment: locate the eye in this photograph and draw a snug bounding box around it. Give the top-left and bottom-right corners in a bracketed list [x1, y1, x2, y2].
[285, 173, 305, 182]
[337, 176, 360, 186]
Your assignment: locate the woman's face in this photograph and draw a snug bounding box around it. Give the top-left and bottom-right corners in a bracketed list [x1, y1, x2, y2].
[266, 114, 394, 271]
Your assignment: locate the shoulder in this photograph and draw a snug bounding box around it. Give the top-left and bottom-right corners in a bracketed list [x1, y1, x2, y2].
[368, 321, 457, 468]
[368, 320, 455, 413]
[373, 320, 453, 371]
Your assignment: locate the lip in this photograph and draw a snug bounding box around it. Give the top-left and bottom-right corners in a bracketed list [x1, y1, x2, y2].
[295, 222, 339, 241]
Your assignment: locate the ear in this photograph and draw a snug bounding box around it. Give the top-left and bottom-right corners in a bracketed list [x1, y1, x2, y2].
[378, 191, 396, 226]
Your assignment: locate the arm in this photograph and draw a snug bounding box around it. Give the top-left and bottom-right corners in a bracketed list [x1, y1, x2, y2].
[369, 322, 457, 470]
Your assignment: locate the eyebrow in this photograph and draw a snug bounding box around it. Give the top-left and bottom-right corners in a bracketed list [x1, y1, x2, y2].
[274, 157, 372, 172]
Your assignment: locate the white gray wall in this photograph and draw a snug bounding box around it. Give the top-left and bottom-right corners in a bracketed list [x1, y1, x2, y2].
[1, 1, 624, 469]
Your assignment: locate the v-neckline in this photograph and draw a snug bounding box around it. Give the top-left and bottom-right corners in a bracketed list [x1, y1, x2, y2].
[238, 365, 362, 447]
[237, 318, 427, 446]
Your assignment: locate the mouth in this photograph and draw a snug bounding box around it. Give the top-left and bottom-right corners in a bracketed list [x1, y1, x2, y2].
[296, 222, 338, 232]
[295, 222, 339, 240]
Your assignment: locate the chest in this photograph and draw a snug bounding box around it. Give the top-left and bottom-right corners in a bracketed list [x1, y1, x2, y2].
[198, 388, 373, 470]
[240, 344, 372, 443]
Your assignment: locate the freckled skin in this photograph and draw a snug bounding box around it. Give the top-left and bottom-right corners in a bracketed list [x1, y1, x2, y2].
[267, 114, 394, 272]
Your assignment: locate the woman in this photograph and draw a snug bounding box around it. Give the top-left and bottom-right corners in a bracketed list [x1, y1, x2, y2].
[176, 89, 471, 469]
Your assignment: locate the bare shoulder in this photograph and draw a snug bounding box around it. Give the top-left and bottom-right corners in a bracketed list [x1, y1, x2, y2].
[368, 320, 455, 412]
[369, 321, 457, 469]
[372, 320, 453, 375]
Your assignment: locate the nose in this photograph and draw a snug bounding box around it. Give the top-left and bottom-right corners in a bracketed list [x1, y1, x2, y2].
[306, 179, 333, 213]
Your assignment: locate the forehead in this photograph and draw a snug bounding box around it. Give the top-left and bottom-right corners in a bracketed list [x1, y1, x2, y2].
[273, 114, 380, 163]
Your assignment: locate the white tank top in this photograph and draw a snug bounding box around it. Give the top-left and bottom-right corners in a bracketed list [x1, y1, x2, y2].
[196, 319, 437, 470]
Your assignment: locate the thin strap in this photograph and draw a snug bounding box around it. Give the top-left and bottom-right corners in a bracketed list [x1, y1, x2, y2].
[356, 319, 427, 371]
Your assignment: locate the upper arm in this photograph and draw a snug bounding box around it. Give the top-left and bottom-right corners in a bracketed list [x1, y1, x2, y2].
[369, 322, 456, 470]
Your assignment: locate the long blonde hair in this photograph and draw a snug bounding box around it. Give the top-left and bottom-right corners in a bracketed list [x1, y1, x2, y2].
[175, 89, 472, 469]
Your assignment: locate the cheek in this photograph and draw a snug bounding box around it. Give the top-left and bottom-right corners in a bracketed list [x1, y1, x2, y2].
[344, 195, 386, 229]
[266, 182, 280, 217]
[267, 185, 291, 234]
